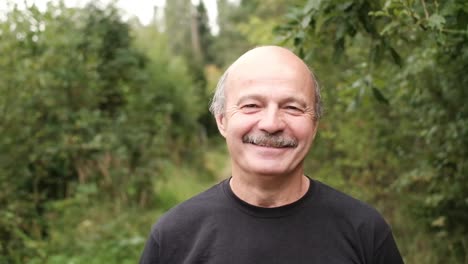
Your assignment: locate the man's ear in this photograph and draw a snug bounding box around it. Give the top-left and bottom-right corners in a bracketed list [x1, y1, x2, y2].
[311, 120, 319, 141]
[215, 114, 227, 138]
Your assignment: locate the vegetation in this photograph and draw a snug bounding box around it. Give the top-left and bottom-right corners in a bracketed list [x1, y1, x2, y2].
[0, 2, 208, 262]
[0, 0, 466, 263]
[277, 0, 468, 262]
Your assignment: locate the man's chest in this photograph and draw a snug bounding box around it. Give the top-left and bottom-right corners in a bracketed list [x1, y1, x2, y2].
[160, 218, 365, 264]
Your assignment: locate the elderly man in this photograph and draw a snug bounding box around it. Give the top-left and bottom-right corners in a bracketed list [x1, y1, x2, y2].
[139, 46, 404, 264]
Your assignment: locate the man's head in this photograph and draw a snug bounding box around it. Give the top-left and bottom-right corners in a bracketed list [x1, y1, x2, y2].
[209, 48, 322, 121]
[210, 46, 321, 178]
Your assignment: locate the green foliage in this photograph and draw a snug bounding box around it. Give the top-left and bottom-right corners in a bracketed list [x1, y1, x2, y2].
[236, 0, 303, 45]
[29, 193, 159, 264]
[211, 0, 252, 66]
[196, 1, 216, 65]
[164, 0, 193, 58]
[278, 0, 468, 262]
[0, 2, 206, 262]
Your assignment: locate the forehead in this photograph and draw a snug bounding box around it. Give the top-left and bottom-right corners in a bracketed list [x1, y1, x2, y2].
[226, 76, 313, 105]
[228, 77, 308, 92]
[224, 46, 314, 102]
[227, 46, 309, 76]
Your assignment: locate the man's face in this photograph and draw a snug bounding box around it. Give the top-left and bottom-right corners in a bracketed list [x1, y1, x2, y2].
[215, 53, 318, 178]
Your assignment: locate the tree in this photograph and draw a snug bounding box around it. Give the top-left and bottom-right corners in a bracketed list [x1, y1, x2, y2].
[164, 0, 193, 59]
[196, 1, 215, 65]
[277, 0, 468, 261]
[0, 2, 206, 262]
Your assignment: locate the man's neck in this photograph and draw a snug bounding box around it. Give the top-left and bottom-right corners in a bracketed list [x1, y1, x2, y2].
[229, 173, 310, 208]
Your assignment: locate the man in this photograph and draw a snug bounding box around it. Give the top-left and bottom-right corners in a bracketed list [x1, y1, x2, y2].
[139, 46, 404, 264]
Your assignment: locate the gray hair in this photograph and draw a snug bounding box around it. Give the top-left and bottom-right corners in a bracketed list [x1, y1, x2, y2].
[209, 68, 323, 121]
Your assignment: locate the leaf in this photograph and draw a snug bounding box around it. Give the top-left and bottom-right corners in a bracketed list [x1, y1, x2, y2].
[427, 14, 446, 30]
[389, 47, 403, 68]
[304, 0, 322, 13]
[272, 24, 292, 34]
[370, 42, 382, 65]
[294, 31, 305, 46]
[332, 37, 345, 61]
[380, 21, 400, 36]
[338, 1, 354, 12]
[298, 47, 305, 59]
[369, 10, 389, 17]
[314, 13, 326, 33]
[371, 86, 390, 105]
[301, 14, 312, 29]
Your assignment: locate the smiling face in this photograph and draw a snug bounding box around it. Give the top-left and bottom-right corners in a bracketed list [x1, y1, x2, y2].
[215, 46, 318, 179]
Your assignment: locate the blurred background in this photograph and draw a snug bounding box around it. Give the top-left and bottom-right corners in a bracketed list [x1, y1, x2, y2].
[0, 0, 467, 263]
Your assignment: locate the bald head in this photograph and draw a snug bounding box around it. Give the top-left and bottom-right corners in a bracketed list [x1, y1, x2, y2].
[229, 46, 311, 82]
[209, 46, 322, 120]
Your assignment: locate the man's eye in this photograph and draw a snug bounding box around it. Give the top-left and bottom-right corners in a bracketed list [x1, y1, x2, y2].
[285, 105, 301, 111]
[243, 104, 259, 108]
[284, 105, 304, 114]
[240, 104, 260, 113]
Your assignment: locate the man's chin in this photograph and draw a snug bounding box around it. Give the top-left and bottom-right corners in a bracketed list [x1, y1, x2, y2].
[246, 164, 295, 177]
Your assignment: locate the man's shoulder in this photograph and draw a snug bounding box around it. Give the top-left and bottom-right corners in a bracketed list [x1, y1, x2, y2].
[312, 179, 389, 229]
[313, 180, 402, 262]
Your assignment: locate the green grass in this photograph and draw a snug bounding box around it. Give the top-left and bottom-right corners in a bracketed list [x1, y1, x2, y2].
[20, 147, 230, 264]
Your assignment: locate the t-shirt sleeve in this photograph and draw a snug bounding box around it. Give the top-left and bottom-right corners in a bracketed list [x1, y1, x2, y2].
[139, 232, 160, 264]
[373, 230, 404, 264]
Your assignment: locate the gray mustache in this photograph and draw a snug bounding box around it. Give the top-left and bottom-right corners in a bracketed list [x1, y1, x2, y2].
[242, 133, 298, 148]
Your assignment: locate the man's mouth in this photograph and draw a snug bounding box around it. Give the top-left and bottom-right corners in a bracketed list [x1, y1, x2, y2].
[242, 134, 298, 148]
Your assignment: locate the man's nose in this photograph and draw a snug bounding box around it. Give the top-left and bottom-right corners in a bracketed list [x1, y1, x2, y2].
[257, 106, 285, 134]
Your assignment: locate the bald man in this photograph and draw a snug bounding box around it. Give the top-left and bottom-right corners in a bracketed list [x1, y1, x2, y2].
[139, 46, 404, 264]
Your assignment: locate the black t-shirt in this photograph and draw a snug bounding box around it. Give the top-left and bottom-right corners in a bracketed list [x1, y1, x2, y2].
[139, 178, 404, 264]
